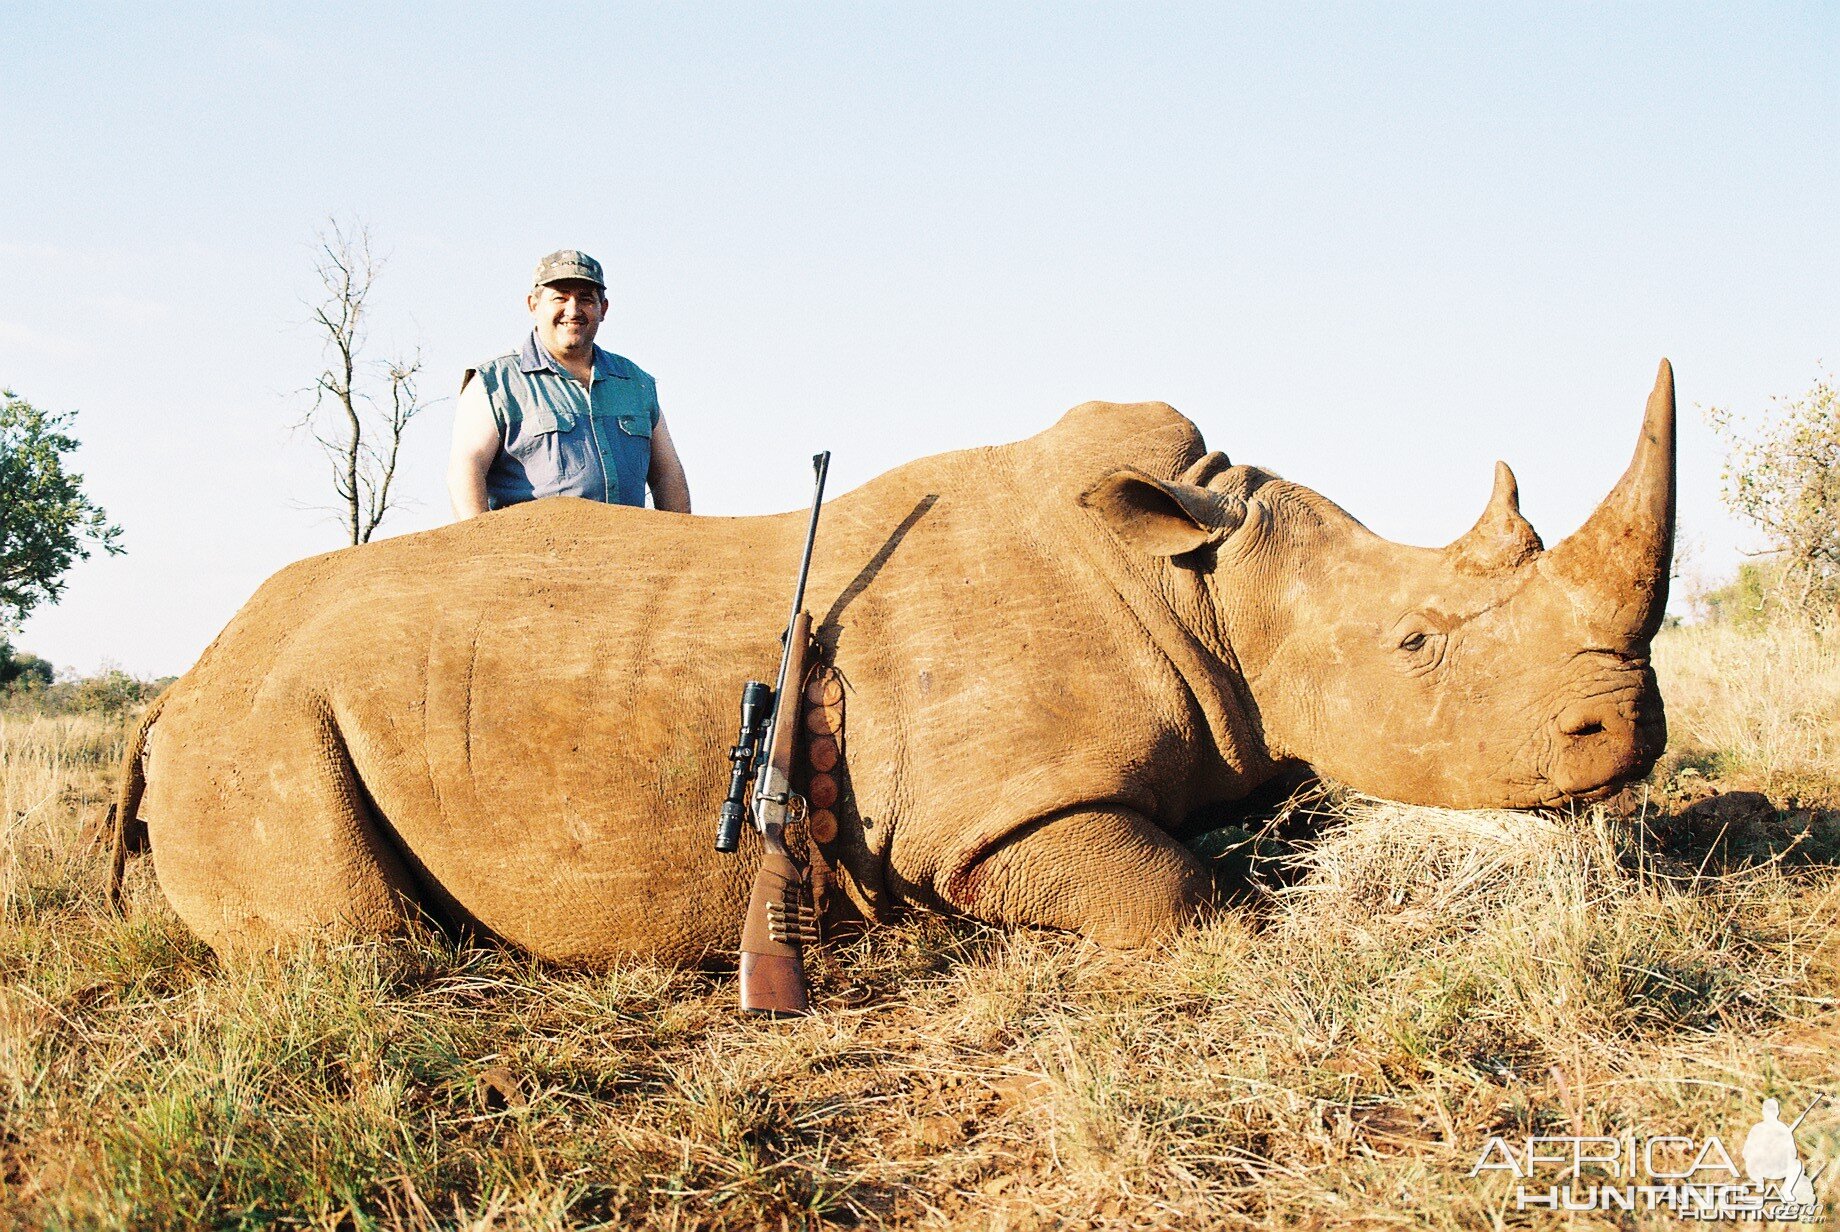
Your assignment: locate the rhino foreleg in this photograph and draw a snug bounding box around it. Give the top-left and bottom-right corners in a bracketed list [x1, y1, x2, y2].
[940, 807, 1213, 947]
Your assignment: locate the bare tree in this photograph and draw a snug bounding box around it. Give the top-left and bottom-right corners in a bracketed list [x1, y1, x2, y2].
[298, 218, 430, 544]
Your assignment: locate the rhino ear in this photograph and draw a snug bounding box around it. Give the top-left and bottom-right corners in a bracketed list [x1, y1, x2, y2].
[1080, 467, 1241, 557]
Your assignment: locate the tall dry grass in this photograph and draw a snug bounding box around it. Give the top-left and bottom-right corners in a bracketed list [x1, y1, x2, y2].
[1653, 614, 1840, 796]
[0, 620, 1835, 1229]
[0, 715, 121, 922]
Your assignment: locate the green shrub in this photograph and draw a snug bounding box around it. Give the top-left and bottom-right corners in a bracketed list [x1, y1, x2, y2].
[1700, 560, 1778, 630]
[0, 637, 54, 692]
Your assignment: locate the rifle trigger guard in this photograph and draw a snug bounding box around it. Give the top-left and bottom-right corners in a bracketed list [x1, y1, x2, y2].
[786, 793, 809, 824]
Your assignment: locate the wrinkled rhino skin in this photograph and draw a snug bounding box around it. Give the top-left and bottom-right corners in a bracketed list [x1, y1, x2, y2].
[117, 365, 1676, 964]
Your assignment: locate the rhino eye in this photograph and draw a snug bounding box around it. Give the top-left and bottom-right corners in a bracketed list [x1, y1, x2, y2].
[1400, 632, 1428, 653]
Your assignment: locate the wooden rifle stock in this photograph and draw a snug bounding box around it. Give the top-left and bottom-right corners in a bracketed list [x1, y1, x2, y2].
[738, 610, 817, 1014]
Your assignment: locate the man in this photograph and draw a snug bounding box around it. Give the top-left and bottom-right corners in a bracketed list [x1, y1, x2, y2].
[448, 249, 691, 518]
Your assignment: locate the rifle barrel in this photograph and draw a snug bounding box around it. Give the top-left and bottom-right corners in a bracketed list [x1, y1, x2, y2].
[766, 452, 831, 736]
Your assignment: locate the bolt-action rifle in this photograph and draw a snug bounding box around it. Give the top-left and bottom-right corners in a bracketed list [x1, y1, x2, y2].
[713, 452, 830, 1014]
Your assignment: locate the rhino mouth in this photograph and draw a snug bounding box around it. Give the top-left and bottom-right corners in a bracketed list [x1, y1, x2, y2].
[1549, 774, 1641, 807]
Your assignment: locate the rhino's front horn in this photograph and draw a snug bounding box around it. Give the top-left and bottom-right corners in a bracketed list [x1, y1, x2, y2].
[1446, 460, 1544, 574]
[1542, 359, 1677, 640]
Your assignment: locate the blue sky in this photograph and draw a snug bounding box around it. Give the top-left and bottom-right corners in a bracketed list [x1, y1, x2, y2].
[3, 2, 1836, 676]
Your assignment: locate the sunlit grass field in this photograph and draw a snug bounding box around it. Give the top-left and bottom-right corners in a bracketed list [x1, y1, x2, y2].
[1, 620, 1837, 1229]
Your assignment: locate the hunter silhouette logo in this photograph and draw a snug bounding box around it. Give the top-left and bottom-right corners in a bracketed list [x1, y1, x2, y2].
[1469, 1093, 1829, 1220]
[1741, 1098, 1822, 1208]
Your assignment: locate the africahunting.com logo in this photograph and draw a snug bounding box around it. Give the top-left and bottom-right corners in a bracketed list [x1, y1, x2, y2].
[1469, 1095, 1828, 1221]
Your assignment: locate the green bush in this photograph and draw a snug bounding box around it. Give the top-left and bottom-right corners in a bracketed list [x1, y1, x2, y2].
[65, 668, 156, 715]
[1699, 560, 1778, 630]
[0, 654, 173, 717]
[0, 636, 54, 692]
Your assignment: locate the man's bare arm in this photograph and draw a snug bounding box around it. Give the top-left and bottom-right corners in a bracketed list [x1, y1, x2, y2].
[447, 375, 499, 520]
[648, 415, 692, 513]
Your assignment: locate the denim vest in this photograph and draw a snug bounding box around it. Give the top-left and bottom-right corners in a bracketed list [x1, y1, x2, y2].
[469, 332, 658, 509]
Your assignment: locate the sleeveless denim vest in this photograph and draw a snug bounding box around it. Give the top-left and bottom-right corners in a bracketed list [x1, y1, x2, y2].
[469, 332, 658, 509]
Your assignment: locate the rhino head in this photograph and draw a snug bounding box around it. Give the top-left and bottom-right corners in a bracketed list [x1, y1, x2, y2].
[1081, 361, 1676, 809]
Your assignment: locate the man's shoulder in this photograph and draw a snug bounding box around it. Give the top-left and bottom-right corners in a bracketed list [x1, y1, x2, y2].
[473, 348, 523, 373]
[468, 349, 526, 390]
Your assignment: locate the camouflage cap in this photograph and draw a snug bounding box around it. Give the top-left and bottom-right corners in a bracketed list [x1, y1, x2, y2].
[533, 249, 605, 289]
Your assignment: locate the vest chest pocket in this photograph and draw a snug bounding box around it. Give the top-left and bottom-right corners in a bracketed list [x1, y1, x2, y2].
[590, 374, 653, 438]
[507, 409, 591, 484]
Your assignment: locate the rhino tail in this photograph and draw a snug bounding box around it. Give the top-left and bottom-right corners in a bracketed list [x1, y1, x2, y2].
[107, 691, 168, 915]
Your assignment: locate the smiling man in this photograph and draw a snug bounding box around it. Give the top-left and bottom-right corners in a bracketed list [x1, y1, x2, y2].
[448, 249, 692, 518]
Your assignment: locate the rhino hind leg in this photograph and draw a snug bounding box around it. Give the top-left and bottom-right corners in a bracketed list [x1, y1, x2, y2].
[148, 703, 425, 957]
[942, 807, 1213, 948]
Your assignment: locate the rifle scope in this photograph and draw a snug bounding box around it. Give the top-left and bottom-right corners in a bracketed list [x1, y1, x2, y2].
[714, 680, 773, 852]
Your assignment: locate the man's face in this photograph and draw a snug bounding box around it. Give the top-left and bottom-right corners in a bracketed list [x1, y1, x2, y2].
[528, 280, 607, 353]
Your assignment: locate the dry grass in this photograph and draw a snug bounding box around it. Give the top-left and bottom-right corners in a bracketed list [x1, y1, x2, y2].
[1, 621, 1837, 1229]
[1655, 613, 1840, 798]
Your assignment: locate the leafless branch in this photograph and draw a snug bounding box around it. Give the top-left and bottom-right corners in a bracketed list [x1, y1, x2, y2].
[297, 218, 436, 545]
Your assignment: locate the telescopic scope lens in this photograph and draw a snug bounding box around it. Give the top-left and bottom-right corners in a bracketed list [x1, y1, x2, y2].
[740, 680, 771, 727]
[715, 801, 745, 853]
[715, 681, 774, 852]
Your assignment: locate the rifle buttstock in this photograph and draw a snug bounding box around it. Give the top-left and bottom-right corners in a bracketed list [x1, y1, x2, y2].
[738, 837, 811, 1015]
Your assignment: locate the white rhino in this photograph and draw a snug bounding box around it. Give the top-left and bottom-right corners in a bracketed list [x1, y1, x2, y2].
[114, 363, 1676, 963]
